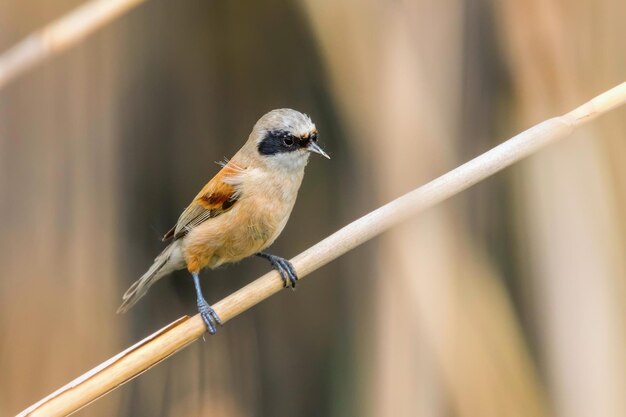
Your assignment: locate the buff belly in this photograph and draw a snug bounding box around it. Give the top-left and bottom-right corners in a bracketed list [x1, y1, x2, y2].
[181, 199, 290, 272]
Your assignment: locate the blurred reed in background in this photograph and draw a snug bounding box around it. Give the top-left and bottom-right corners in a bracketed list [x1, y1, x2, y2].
[0, 1, 624, 416]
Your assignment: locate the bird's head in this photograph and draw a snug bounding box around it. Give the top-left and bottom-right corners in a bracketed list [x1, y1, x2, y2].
[251, 109, 329, 172]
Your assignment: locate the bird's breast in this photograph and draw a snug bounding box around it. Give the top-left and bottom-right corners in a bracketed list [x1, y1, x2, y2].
[183, 167, 304, 270]
[242, 168, 304, 245]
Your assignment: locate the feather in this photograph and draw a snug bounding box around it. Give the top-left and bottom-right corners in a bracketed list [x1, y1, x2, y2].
[162, 162, 245, 242]
[117, 241, 184, 313]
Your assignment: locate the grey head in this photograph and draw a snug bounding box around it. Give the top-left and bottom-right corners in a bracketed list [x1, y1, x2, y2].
[252, 109, 329, 172]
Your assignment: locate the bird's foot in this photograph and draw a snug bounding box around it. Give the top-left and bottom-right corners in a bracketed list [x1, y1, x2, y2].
[192, 271, 221, 334]
[197, 299, 222, 335]
[257, 252, 298, 289]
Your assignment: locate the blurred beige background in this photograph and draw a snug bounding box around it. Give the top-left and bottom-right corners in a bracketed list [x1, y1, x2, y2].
[1, 1, 625, 416]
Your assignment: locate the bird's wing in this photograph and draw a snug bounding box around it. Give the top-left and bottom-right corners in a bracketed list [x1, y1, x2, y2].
[162, 162, 245, 242]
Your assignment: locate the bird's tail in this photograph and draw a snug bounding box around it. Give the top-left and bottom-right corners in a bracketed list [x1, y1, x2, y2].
[117, 241, 184, 314]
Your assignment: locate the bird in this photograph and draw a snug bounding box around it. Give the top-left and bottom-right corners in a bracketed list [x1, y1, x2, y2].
[117, 108, 329, 334]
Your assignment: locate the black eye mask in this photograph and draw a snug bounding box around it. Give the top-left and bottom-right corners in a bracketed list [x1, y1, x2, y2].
[258, 129, 305, 156]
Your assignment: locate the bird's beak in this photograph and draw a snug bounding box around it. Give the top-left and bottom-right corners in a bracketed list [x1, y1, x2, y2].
[307, 142, 330, 159]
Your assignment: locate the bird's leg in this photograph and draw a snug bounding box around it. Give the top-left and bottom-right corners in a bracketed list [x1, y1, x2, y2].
[192, 272, 222, 334]
[256, 252, 298, 289]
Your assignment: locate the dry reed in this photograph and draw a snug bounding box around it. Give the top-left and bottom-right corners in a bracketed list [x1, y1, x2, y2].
[0, 0, 146, 90]
[16, 82, 626, 417]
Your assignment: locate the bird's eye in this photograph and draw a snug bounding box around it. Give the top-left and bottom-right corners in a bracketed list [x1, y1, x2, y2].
[311, 133, 318, 142]
[283, 136, 294, 146]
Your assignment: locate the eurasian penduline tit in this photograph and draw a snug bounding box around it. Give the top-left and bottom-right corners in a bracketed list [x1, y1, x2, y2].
[118, 108, 330, 334]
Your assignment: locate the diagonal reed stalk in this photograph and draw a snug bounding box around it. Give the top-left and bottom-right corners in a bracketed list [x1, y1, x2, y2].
[0, 0, 146, 91]
[16, 82, 626, 417]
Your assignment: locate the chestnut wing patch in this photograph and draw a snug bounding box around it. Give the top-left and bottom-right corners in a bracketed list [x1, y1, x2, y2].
[162, 163, 244, 242]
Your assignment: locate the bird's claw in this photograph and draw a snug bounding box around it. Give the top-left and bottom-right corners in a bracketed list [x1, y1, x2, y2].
[198, 300, 222, 335]
[257, 253, 298, 289]
[276, 258, 298, 289]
